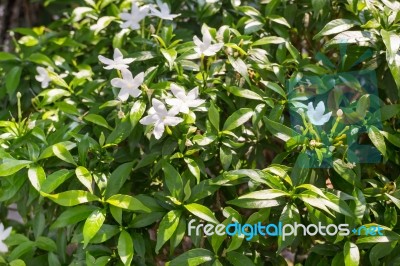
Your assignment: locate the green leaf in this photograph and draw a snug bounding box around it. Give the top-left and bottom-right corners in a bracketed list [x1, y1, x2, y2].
[104, 162, 134, 199]
[130, 100, 146, 127]
[228, 56, 250, 84]
[27, 53, 55, 68]
[35, 236, 57, 252]
[278, 204, 300, 253]
[385, 193, 400, 210]
[236, 189, 289, 200]
[9, 260, 26, 266]
[40, 169, 73, 193]
[220, 145, 232, 170]
[263, 116, 299, 142]
[297, 192, 334, 216]
[291, 153, 309, 186]
[161, 48, 177, 70]
[381, 29, 400, 64]
[252, 36, 286, 46]
[184, 203, 219, 224]
[41, 190, 99, 206]
[184, 157, 201, 184]
[333, 159, 361, 188]
[0, 52, 19, 61]
[8, 241, 35, 261]
[223, 108, 253, 131]
[91, 16, 116, 34]
[166, 248, 214, 266]
[48, 71, 70, 89]
[90, 224, 120, 244]
[267, 15, 291, 27]
[344, 241, 359, 266]
[156, 210, 181, 253]
[27, 165, 46, 191]
[75, 166, 93, 193]
[52, 143, 77, 165]
[106, 194, 151, 213]
[106, 117, 132, 144]
[259, 80, 286, 98]
[170, 215, 186, 250]
[314, 19, 359, 39]
[356, 231, 400, 244]
[226, 86, 263, 101]
[83, 209, 106, 248]
[118, 230, 134, 266]
[84, 114, 113, 130]
[226, 251, 256, 265]
[0, 158, 32, 177]
[51, 205, 98, 229]
[162, 161, 183, 200]
[379, 104, 400, 121]
[368, 126, 386, 157]
[208, 102, 220, 131]
[227, 198, 285, 209]
[6, 66, 22, 95]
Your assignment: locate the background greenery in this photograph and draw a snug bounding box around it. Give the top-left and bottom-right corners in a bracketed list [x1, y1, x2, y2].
[0, 0, 400, 265]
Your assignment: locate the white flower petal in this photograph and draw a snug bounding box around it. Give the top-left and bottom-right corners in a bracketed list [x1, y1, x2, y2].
[187, 99, 205, 108]
[180, 105, 190, 114]
[170, 83, 185, 98]
[118, 88, 130, 102]
[187, 87, 199, 99]
[132, 72, 144, 87]
[1, 227, 11, 240]
[164, 116, 183, 126]
[315, 101, 325, 115]
[320, 112, 332, 125]
[120, 69, 133, 81]
[152, 98, 167, 114]
[113, 48, 123, 60]
[110, 78, 124, 88]
[140, 115, 157, 125]
[193, 35, 203, 47]
[0, 241, 7, 253]
[98, 55, 114, 65]
[165, 98, 181, 107]
[153, 121, 165, 139]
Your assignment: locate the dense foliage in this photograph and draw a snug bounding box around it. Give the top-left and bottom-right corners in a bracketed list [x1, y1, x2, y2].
[0, 0, 400, 265]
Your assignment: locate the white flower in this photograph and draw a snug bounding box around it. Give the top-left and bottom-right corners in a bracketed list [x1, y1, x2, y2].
[139, 98, 183, 139]
[149, 0, 180, 20]
[165, 84, 205, 114]
[98, 48, 134, 70]
[111, 69, 144, 101]
[35, 67, 51, 88]
[0, 223, 11, 253]
[193, 26, 224, 57]
[306, 101, 332, 126]
[119, 1, 149, 30]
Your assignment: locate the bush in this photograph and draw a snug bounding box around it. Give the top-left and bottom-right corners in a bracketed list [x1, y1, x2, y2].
[0, 0, 400, 265]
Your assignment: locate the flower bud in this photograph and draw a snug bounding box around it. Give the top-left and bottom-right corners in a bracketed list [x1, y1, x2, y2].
[336, 109, 343, 117]
[118, 110, 125, 119]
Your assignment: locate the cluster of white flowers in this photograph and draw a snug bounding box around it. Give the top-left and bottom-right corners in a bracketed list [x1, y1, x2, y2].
[33, 1, 222, 140]
[139, 84, 205, 139]
[98, 48, 144, 102]
[120, 0, 180, 31]
[98, 46, 205, 139]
